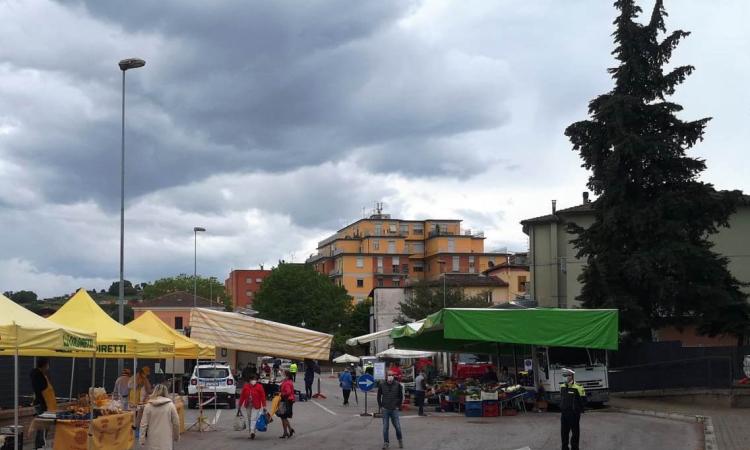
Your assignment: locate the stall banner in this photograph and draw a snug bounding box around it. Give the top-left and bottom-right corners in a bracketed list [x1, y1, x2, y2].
[54, 413, 133, 450]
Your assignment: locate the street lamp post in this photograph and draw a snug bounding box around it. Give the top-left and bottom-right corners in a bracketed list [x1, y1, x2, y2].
[193, 227, 206, 307]
[437, 259, 446, 308]
[117, 58, 145, 375]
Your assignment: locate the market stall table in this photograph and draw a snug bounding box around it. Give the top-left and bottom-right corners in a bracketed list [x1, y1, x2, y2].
[52, 412, 133, 450]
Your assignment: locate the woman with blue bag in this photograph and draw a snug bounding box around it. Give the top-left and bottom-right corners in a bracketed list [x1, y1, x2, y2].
[238, 374, 267, 440]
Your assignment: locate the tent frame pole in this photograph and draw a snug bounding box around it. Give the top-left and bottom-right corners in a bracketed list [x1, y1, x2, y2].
[14, 324, 19, 450]
[69, 357, 76, 401]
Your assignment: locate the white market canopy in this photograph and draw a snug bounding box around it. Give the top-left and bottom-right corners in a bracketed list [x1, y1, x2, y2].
[376, 348, 435, 359]
[346, 321, 424, 346]
[189, 308, 333, 360]
[332, 353, 361, 364]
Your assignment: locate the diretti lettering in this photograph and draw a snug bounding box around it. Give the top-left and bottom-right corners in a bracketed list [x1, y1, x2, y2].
[97, 344, 127, 353]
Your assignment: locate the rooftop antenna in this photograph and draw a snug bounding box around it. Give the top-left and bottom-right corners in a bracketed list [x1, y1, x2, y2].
[375, 201, 384, 215]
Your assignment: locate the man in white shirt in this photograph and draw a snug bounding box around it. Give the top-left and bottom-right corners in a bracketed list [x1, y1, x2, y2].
[113, 368, 132, 410]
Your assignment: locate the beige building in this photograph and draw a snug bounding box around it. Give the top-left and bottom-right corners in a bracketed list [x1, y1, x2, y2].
[521, 194, 750, 311]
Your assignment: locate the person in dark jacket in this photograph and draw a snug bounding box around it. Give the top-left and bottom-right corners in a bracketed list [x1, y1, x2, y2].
[31, 357, 56, 449]
[304, 361, 316, 399]
[377, 370, 404, 449]
[559, 368, 586, 450]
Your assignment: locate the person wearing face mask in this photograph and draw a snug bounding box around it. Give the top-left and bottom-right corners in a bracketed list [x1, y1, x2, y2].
[377, 370, 404, 449]
[559, 368, 585, 450]
[238, 374, 267, 440]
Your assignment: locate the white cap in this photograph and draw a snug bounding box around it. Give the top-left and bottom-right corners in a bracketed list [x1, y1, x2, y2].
[562, 368, 575, 376]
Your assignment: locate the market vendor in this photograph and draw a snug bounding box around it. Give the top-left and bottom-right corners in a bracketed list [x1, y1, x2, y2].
[30, 357, 56, 449]
[130, 366, 154, 404]
[113, 368, 132, 409]
[480, 366, 499, 384]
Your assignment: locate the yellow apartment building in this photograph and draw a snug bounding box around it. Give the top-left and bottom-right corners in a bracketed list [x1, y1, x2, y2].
[307, 211, 512, 301]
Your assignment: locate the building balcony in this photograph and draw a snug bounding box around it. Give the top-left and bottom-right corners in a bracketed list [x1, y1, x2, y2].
[374, 268, 411, 276]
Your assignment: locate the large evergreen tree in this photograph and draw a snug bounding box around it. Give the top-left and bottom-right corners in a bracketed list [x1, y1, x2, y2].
[565, 0, 748, 342]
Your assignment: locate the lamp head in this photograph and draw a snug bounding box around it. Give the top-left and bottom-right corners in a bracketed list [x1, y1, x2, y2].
[119, 58, 146, 71]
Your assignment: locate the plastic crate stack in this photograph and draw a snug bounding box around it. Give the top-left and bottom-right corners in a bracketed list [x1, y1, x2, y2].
[482, 400, 499, 417]
[464, 400, 483, 417]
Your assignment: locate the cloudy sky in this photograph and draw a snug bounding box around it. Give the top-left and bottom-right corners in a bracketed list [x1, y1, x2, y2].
[1, 0, 748, 298]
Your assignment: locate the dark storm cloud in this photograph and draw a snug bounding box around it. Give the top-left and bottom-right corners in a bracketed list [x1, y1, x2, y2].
[0, 0, 513, 210]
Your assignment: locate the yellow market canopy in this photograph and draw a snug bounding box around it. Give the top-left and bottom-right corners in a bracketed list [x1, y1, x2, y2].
[48, 289, 174, 358]
[189, 308, 333, 361]
[0, 293, 96, 355]
[126, 311, 215, 359]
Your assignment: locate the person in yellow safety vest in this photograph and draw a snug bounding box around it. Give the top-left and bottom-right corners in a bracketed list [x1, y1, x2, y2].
[559, 368, 586, 450]
[31, 358, 57, 449]
[289, 362, 298, 382]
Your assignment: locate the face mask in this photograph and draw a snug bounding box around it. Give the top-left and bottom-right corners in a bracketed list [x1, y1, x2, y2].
[387, 376, 395, 383]
[250, 380, 257, 385]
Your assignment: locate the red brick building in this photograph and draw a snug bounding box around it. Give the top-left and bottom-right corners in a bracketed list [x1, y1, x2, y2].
[225, 268, 271, 309]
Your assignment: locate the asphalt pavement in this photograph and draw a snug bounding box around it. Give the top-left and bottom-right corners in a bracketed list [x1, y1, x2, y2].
[177, 375, 703, 450]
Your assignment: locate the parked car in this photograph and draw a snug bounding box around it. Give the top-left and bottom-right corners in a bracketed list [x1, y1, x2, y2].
[187, 361, 237, 409]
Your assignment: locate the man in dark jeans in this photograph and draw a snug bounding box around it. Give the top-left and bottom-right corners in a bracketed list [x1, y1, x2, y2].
[559, 368, 586, 450]
[31, 357, 54, 449]
[377, 370, 404, 449]
[414, 369, 427, 416]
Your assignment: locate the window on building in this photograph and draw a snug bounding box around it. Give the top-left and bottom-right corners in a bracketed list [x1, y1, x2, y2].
[413, 225, 424, 235]
[518, 276, 528, 293]
[488, 256, 496, 265]
[357, 279, 364, 288]
[413, 261, 424, 272]
[375, 223, 383, 236]
[246, 291, 253, 297]
[377, 256, 384, 271]
[402, 263, 409, 274]
[255, 278, 262, 283]
[391, 256, 400, 273]
[356, 256, 364, 268]
[469, 256, 475, 273]
[245, 277, 253, 284]
[389, 224, 397, 233]
[377, 278, 384, 287]
[448, 238, 455, 252]
[175, 316, 183, 330]
[388, 240, 396, 253]
[373, 239, 380, 250]
[393, 279, 401, 287]
[412, 242, 424, 253]
[400, 224, 409, 235]
[452, 256, 460, 272]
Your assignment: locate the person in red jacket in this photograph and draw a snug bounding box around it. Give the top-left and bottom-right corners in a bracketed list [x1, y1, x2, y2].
[277, 370, 296, 439]
[238, 374, 267, 440]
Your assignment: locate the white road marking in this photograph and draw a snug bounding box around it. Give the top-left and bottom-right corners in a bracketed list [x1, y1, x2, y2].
[514, 447, 531, 450]
[311, 400, 337, 416]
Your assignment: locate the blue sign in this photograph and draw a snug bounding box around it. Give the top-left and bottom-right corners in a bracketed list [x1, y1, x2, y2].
[357, 374, 376, 392]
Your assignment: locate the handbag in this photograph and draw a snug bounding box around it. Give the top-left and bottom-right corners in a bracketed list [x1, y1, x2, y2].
[276, 400, 288, 417]
[255, 412, 268, 432]
[233, 409, 246, 431]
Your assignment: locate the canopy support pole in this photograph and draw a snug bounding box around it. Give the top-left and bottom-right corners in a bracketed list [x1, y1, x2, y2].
[512, 345, 518, 383]
[172, 352, 176, 394]
[14, 326, 19, 450]
[102, 359, 106, 388]
[69, 357, 76, 401]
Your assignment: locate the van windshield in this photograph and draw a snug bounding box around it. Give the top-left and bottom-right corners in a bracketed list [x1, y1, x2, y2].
[548, 348, 591, 368]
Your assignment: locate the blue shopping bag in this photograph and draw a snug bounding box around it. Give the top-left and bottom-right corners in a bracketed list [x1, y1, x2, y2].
[256, 412, 268, 432]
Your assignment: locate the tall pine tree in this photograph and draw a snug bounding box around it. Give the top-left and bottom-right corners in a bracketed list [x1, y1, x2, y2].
[565, 0, 748, 342]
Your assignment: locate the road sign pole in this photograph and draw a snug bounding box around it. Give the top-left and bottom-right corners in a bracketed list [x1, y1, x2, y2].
[358, 373, 375, 417]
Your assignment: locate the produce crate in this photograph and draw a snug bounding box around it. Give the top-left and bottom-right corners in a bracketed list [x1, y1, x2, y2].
[482, 400, 499, 417]
[465, 400, 483, 417]
[480, 391, 498, 401]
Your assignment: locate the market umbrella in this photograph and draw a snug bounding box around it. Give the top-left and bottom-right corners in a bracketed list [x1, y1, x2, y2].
[376, 349, 435, 359]
[332, 354, 360, 364]
[0, 294, 97, 450]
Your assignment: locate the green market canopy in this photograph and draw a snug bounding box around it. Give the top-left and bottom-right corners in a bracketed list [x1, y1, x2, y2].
[390, 308, 619, 352]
